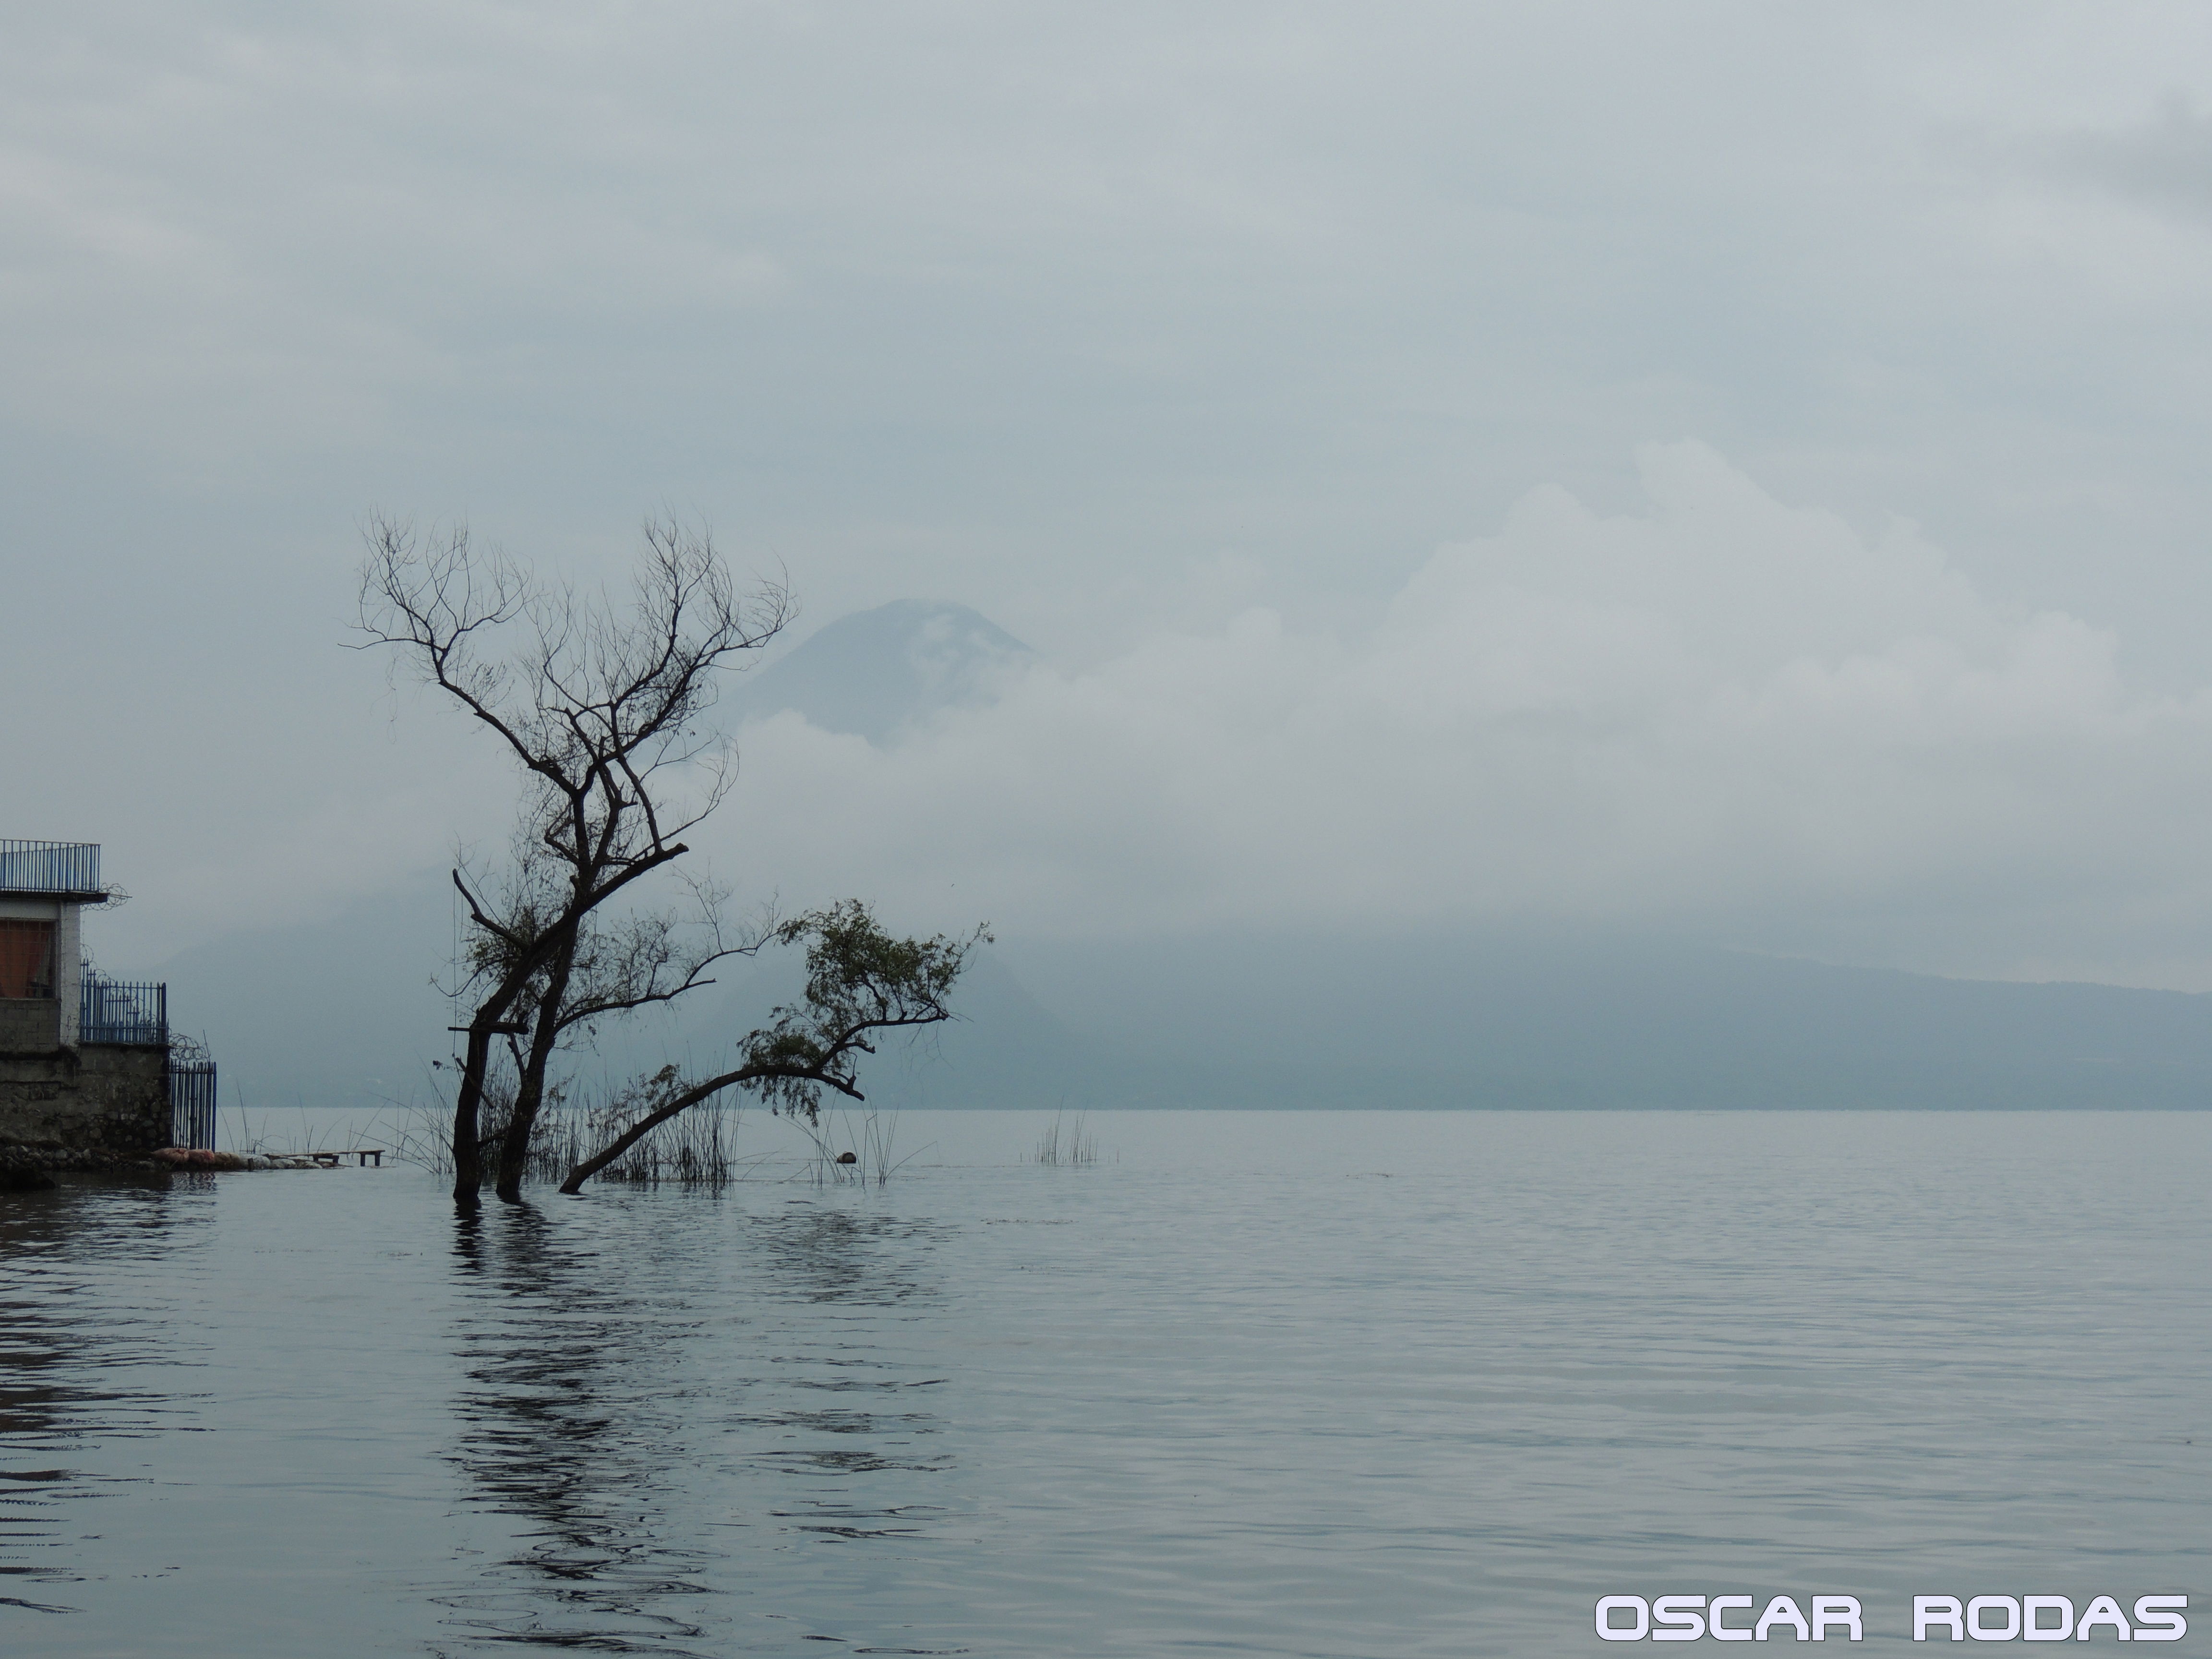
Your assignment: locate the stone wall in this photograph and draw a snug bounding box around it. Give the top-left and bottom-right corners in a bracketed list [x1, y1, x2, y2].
[0, 998, 60, 1051]
[0, 1037, 168, 1171]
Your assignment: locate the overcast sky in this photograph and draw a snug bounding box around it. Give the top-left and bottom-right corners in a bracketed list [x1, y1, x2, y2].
[11, 4, 2212, 988]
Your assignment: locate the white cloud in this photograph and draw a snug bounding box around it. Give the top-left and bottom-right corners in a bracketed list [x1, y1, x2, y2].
[14, 6, 2212, 989]
[718, 445, 2212, 986]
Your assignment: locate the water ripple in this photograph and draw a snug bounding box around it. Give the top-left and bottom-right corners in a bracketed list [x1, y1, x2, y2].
[2, 1112, 2209, 1656]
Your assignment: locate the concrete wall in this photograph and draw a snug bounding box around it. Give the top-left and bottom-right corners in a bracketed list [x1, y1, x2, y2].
[0, 1042, 168, 1169]
[56, 902, 80, 1045]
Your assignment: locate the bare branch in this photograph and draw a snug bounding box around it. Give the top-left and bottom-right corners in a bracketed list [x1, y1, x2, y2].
[557, 902, 986, 1193]
[356, 512, 795, 1207]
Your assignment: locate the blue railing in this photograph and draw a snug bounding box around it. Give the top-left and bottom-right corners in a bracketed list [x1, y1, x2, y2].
[79, 975, 166, 1046]
[0, 840, 102, 895]
[170, 1061, 217, 1150]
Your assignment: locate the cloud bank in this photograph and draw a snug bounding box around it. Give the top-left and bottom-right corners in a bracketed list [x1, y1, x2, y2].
[719, 445, 2212, 987]
[14, 8, 2212, 994]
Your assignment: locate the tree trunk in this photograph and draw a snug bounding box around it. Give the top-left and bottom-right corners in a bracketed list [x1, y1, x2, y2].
[451, 1023, 495, 1211]
[557, 1067, 757, 1194]
[494, 942, 575, 1203]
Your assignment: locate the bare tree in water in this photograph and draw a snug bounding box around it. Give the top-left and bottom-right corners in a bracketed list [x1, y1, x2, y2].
[358, 516, 980, 1209]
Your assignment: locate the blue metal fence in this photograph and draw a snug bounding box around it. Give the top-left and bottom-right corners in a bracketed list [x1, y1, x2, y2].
[79, 976, 167, 1046]
[0, 840, 102, 895]
[169, 1061, 217, 1150]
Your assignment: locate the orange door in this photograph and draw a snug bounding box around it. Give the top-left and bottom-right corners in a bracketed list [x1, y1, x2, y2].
[0, 920, 55, 998]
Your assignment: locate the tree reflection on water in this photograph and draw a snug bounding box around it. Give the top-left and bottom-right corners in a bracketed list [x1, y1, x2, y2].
[433, 1194, 958, 1655]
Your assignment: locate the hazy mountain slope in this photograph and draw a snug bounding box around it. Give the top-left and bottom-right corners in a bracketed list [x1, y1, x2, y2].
[632, 944, 1090, 1111]
[150, 887, 1087, 1116]
[149, 882, 459, 1114]
[155, 894, 2212, 1115]
[728, 599, 1032, 744]
[1001, 931, 2212, 1109]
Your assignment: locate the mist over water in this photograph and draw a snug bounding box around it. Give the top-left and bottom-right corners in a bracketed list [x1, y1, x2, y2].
[3, 1110, 2207, 1656]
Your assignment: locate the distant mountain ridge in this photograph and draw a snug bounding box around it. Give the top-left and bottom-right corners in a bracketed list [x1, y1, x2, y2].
[728, 599, 1032, 745]
[994, 930, 2212, 1111]
[155, 893, 2212, 1116]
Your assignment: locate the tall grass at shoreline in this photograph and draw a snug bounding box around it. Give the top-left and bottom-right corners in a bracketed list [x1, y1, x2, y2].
[386, 1081, 922, 1189]
[1033, 1110, 1097, 1166]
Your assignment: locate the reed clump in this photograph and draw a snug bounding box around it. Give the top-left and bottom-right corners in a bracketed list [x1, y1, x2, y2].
[1033, 1111, 1096, 1166]
[392, 1077, 919, 1189]
[526, 1092, 757, 1188]
[793, 1109, 925, 1187]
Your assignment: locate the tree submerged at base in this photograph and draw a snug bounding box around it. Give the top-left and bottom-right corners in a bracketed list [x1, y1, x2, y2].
[557, 900, 982, 1194]
[357, 513, 982, 1209]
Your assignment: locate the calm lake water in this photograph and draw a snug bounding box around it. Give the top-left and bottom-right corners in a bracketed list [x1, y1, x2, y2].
[2, 1110, 2208, 1657]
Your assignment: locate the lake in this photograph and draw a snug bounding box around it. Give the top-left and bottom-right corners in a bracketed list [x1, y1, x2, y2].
[3, 1110, 2207, 1655]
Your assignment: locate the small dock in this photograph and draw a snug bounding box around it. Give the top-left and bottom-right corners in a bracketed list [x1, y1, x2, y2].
[153, 1147, 387, 1172]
